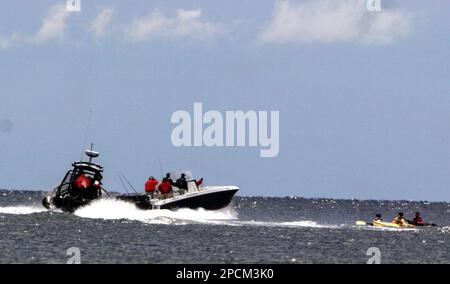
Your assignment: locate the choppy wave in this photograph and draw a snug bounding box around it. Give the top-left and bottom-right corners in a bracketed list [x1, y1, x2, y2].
[0, 206, 46, 215]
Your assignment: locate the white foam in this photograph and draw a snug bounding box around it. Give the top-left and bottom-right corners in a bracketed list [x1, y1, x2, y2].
[73, 198, 238, 225]
[279, 221, 333, 228]
[0, 206, 47, 215]
[360, 226, 418, 232]
[224, 220, 336, 229]
[72, 198, 334, 228]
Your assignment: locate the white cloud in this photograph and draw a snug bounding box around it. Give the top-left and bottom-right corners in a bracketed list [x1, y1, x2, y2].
[0, 34, 21, 49]
[123, 9, 219, 41]
[35, 4, 71, 43]
[90, 8, 114, 38]
[259, 0, 413, 45]
[361, 10, 412, 44]
[0, 4, 71, 49]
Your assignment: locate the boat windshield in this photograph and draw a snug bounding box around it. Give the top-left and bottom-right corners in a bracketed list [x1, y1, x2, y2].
[169, 170, 194, 181]
[167, 170, 200, 194]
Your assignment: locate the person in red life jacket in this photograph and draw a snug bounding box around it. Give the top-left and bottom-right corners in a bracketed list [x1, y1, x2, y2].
[145, 176, 158, 199]
[195, 178, 204, 187]
[93, 180, 102, 195]
[93, 180, 101, 190]
[165, 173, 174, 186]
[158, 177, 173, 199]
[411, 212, 425, 226]
[74, 173, 91, 189]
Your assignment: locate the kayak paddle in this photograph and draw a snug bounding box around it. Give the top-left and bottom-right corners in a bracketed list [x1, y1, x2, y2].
[356, 221, 372, 226]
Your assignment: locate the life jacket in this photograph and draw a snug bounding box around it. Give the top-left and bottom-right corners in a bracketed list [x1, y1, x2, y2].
[158, 181, 172, 194]
[392, 217, 407, 226]
[413, 217, 424, 225]
[75, 175, 91, 189]
[145, 178, 158, 192]
[93, 180, 101, 189]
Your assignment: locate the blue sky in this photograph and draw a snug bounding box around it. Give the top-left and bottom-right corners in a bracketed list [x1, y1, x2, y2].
[1, 0, 449, 201]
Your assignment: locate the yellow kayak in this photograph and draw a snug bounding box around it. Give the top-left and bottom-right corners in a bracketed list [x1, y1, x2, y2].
[372, 220, 415, 228]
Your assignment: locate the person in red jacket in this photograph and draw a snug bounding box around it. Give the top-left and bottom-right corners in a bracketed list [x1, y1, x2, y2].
[158, 177, 173, 199]
[411, 212, 425, 226]
[75, 173, 91, 189]
[195, 178, 204, 187]
[145, 176, 158, 199]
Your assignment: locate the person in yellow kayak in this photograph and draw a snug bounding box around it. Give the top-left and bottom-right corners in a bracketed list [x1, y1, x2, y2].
[391, 212, 408, 226]
[373, 214, 383, 222]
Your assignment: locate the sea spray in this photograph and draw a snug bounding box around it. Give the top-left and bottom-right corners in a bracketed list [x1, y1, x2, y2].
[0, 206, 47, 215]
[73, 198, 238, 224]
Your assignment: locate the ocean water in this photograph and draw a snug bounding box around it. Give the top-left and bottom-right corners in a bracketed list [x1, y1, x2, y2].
[0, 189, 448, 264]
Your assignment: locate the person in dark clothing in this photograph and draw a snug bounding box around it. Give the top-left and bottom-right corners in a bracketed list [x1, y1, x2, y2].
[373, 214, 383, 222]
[176, 173, 188, 190]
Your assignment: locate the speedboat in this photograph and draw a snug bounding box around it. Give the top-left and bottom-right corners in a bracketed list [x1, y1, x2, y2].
[43, 148, 239, 212]
[42, 145, 107, 212]
[116, 170, 239, 210]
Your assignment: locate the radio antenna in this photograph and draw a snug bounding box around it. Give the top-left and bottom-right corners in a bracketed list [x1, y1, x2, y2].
[158, 156, 164, 177]
[119, 172, 138, 194]
[117, 173, 130, 194]
[80, 110, 92, 161]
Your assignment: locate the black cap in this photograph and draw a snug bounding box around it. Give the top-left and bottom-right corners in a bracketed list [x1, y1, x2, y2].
[376, 214, 381, 218]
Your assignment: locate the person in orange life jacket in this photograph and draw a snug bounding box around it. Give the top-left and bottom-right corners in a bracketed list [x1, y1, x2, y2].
[75, 173, 91, 189]
[145, 176, 158, 199]
[392, 212, 407, 226]
[411, 212, 425, 226]
[158, 177, 173, 199]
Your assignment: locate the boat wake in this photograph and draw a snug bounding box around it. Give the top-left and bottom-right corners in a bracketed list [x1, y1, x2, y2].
[0, 205, 47, 215]
[73, 198, 238, 225]
[209, 220, 337, 229]
[0, 199, 338, 229]
[72, 198, 334, 228]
